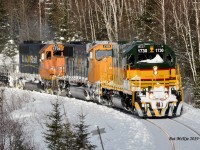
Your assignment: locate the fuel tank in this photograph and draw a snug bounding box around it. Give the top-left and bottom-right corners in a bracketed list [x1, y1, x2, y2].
[70, 85, 90, 101]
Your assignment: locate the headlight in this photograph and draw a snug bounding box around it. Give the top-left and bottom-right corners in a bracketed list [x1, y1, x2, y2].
[149, 92, 154, 100]
[164, 93, 169, 99]
[153, 66, 158, 75]
[153, 66, 158, 71]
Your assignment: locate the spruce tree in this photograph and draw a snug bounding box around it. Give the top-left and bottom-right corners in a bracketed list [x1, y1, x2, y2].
[194, 75, 200, 108]
[74, 112, 96, 150]
[12, 126, 26, 150]
[46, 0, 61, 40]
[3, 40, 18, 58]
[2, 39, 18, 68]
[43, 100, 63, 150]
[58, 0, 71, 42]
[0, 0, 9, 53]
[61, 121, 76, 150]
[138, 0, 159, 41]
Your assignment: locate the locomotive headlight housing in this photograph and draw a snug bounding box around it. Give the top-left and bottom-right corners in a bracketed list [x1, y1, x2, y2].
[153, 66, 158, 75]
[149, 92, 154, 100]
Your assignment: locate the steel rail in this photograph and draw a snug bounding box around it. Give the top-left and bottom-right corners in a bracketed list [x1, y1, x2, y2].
[146, 119, 175, 150]
[169, 119, 200, 137]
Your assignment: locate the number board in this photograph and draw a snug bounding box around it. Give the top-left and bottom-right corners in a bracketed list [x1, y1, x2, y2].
[155, 48, 165, 53]
[138, 48, 148, 53]
[103, 44, 111, 48]
[137, 47, 165, 54]
[52, 44, 62, 51]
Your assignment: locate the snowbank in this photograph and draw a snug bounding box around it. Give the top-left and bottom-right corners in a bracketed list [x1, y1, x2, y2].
[175, 103, 200, 134]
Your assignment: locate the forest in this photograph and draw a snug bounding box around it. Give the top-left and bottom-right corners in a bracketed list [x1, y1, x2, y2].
[0, 0, 200, 106]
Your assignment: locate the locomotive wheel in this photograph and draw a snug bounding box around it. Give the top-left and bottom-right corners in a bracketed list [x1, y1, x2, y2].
[130, 106, 136, 114]
[16, 84, 24, 90]
[96, 95, 103, 104]
[66, 88, 72, 97]
[15, 80, 24, 89]
[45, 88, 53, 95]
[98, 96, 112, 106]
[106, 100, 113, 107]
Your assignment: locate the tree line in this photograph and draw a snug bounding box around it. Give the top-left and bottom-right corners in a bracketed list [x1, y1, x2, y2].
[0, 0, 200, 105]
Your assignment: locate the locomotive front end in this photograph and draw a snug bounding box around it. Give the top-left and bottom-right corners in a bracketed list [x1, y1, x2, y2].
[134, 84, 183, 117]
[39, 43, 66, 80]
[123, 41, 183, 117]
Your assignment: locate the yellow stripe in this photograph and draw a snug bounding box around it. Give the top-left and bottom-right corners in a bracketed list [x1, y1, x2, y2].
[132, 91, 135, 106]
[153, 109, 160, 117]
[135, 102, 144, 117]
[161, 107, 167, 116]
[135, 102, 141, 110]
[147, 108, 152, 117]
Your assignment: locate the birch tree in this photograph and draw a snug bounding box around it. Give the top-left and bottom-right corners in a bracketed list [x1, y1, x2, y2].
[99, 0, 113, 41]
[193, 0, 200, 60]
[178, 0, 197, 83]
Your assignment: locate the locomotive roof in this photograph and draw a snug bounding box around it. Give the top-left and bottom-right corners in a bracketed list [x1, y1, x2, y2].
[122, 40, 174, 55]
[39, 43, 63, 53]
[39, 44, 50, 53]
[87, 41, 118, 52]
[122, 41, 155, 54]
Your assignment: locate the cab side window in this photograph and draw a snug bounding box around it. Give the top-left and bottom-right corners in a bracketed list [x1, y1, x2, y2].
[46, 51, 51, 60]
[89, 51, 93, 59]
[41, 53, 44, 61]
[166, 54, 173, 65]
[128, 55, 135, 68]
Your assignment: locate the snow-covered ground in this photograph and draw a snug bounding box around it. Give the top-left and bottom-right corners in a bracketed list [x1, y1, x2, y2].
[2, 87, 200, 150]
[174, 103, 200, 134]
[3, 88, 153, 150]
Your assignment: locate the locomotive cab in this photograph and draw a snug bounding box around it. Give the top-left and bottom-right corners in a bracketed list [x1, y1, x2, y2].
[39, 43, 65, 80]
[88, 42, 114, 84]
[124, 44, 177, 80]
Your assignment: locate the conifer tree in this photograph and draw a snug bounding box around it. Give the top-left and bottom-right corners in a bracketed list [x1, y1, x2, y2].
[43, 100, 63, 150]
[138, 0, 159, 41]
[12, 126, 27, 150]
[74, 112, 96, 150]
[46, 0, 62, 40]
[194, 74, 200, 108]
[2, 39, 18, 63]
[61, 121, 76, 150]
[0, 0, 9, 53]
[58, 0, 70, 42]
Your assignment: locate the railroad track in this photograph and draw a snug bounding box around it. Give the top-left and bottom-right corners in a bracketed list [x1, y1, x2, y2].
[145, 119, 175, 150]
[144, 118, 200, 150]
[169, 118, 200, 137]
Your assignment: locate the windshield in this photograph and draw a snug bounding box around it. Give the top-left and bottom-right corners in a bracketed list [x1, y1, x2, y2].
[53, 50, 62, 57]
[96, 50, 112, 60]
[128, 54, 135, 68]
[137, 54, 164, 63]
